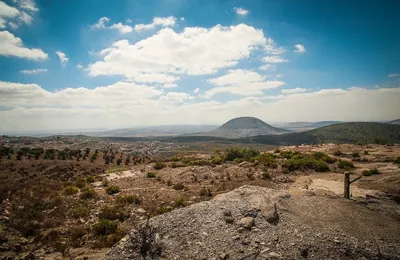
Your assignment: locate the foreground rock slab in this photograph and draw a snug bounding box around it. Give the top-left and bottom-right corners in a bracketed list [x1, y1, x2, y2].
[101, 185, 400, 260]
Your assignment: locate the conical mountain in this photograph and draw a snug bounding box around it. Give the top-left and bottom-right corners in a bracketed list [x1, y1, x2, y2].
[207, 116, 289, 138]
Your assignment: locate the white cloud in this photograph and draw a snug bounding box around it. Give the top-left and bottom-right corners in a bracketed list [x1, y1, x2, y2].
[259, 64, 275, 71]
[77, 64, 84, 69]
[56, 51, 68, 64]
[134, 16, 176, 32]
[294, 44, 306, 53]
[8, 21, 18, 29]
[264, 38, 286, 55]
[18, 11, 33, 25]
[281, 87, 306, 94]
[91, 17, 133, 34]
[263, 56, 288, 63]
[162, 83, 178, 88]
[0, 30, 47, 59]
[16, 0, 39, 12]
[204, 69, 285, 97]
[388, 73, 399, 77]
[180, 17, 185, 21]
[233, 7, 249, 16]
[1, 81, 399, 132]
[20, 68, 47, 74]
[0, 1, 20, 28]
[88, 24, 267, 83]
[194, 88, 200, 94]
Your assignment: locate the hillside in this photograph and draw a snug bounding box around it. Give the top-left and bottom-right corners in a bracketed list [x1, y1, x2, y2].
[245, 122, 400, 145]
[271, 121, 342, 131]
[203, 117, 290, 138]
[389, 119, 400, 125]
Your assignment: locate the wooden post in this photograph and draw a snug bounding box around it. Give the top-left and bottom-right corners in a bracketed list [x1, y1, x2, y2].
[344, 173, 350, 199]
[344, 172, 363, 199]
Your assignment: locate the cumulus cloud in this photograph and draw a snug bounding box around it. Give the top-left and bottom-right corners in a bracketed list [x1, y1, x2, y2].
[259, 64, 275, 71]
[16, 0, 39, 12]
[0, 0, 38, 29]
[263, 56, 288, 63]
[0, 1, 20, 28]
[162, 83, 178, 88]
[1, 81, 399, 132]
[0, 30, 47, 59]
[204, 69, 285, 98]
[88, 24, 268, 83]
[233, 7, 249, 16]
[20, 68, 47, 74]
[56, 51, 68, 64]
[90, 16, 133, 34]
[281, 87, 306, 94]
[133, 16, 177, 32]
[294, 44, 306, 53]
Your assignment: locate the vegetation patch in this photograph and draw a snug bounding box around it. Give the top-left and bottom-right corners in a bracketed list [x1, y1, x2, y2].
[106, 166, 128, 174]
[80, 188, 97, 200]
[93, 219, 118, 236]
[106, 185, 121, 195]
[147, 172, 157, 178]
[362, 168, 380, 176]
[99, 206, 126, 221]
[69, 204, 89, 219]
[153, 161, 166, 170]
[338, 159, 355, 169]
[63, 185, 79, 195]
[116, 194, 142, 205]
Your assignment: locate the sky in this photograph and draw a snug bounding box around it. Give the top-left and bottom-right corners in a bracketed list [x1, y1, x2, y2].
[0, 0, 399, 132]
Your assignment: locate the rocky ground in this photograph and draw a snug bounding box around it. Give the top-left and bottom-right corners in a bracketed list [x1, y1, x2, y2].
[102, 185, 400, 260]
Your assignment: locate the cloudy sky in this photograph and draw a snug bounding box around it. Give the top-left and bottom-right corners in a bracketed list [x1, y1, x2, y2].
[1, 0, 399, 132]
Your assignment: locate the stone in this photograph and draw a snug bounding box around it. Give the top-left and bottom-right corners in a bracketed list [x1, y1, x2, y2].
[136, 208, 146, 214]
[225, 216, 234, 224]
[266, 203, 279, 225]
[268, 252, 281, 258]
[219, 253, 229, 259]
[238, 217, 254, 229]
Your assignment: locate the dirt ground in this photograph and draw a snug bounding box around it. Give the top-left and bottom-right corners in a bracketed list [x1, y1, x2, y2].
[0, 143, 399, 259]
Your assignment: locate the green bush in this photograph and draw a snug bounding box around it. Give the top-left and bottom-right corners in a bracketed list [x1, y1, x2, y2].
[86, 176, 95, 183]
[153, 161, 166, 170]
[69, 205, 89, 218]
[80, 188, 97, 200]
[312, 152, 336, 163]
[252, 153, 277, 167]
[261, 171, 271, 180]
[210, 156, 222, 164]
[280, 151, 301, 159]
[99, 206, 125, 221]
[222, 147, 260, 162]
[106, 185, 120, 195]
[174, 197, 186, 207]
[63, 186, 79, 196]
[338, 159, 355, 169]
[116, 195, 142, 205]
[93, 219, 118, 236]
[172, 183, 185, 190]
[362, 168, 380, 176]
[147, 172, 156, 178]
[282, 157, 330, 172]
[75, 178, 86, 189]
[333, 150, 343, 156]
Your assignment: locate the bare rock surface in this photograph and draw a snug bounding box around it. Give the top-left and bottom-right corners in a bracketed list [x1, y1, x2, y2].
[101, 185, 400, 260]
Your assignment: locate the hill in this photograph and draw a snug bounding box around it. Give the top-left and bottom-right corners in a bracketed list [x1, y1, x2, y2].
[203, 117, 290, 138]
[389, 119, 400, 125]
[244, 122, 400, 145]
[271, 121, 342, 131]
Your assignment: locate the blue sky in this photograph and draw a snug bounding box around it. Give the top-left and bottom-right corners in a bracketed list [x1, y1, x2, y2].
[0, 0, 399, 132]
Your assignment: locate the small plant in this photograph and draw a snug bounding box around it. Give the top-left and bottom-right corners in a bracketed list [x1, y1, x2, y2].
[394, 157, 400, 164]
[199, 187, 212, 197]
[261, 171, 271, 180]
[80, 188, 97, 200]
[69, 205, 89, 218]
[362, 168, 380, 176]
[210, 156, 222, 164]
[75, 178, 86, 189]
[338, 159, 355, 169]
[99, 206, 125, 221]
[86, 176, 95, 183]
[93, 219, 118, 236]
[172, 183, 185, 190]
[333, 150, 343, 156]
[147, 172, 156, 178]
[352, 152, 360, 158]
[174, 197, 186, 207]
[116, 195, 142, 205]
[153, 161, 166, 170]
[364, 150, 369, 155]
[102, 178, 109, 187]
[106, 185, 121, 195]
[63, 185, 79, 195]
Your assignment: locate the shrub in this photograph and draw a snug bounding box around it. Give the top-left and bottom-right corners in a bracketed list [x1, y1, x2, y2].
[80, 188, 97, 200]
[352, 152, 360, 158]
[147, 172, 156, 178]
[116, 195, 141, 205]
[280, 150, 301, 159]
[362, 168, 380, 176]
[154, 206, 172, 215]
[199, 187, 212, 197]
[312, 152, 336, 163]
[333, 150, 343, 156]
[394, 157, 400, 164]
[210, 156, 222, 164]
[252, 153, 278, 167]
[364, 150, 369, 155]
[63, 186, 79, 196]
[172, 183, 185, 190]
[75, 178, 86, 189]
[99, 206, 125, 221]
[282, 157, 330, 172]
[69, 205, 89, 218]
[153, 161, 166, 170]
[93, 219, 118, 236]
[222, 148, 260, 162]
[106, 185, 121, 195]
[102, 179, 109, 187]
[338, 159, 355, 169]
[261, 171, 271, 180]
[86, 176, 95, 183]
[174, 197, 186, 207]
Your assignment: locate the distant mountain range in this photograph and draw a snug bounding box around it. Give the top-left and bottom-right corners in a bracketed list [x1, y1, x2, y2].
[389, 119, 400, 125]
[198, 117, 290, 138]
